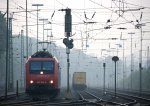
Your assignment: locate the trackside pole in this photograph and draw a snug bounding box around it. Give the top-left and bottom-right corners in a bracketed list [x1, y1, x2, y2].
[112, 56, 119, 98]
[16, 80, 18, 97]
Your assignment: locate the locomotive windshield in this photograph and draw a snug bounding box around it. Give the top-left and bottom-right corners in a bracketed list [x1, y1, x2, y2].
[30, 61, 54, 74]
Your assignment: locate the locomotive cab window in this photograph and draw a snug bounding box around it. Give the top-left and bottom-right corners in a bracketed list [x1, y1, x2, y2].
[42, 61, 54, 73]
[30, 61, 54, 74]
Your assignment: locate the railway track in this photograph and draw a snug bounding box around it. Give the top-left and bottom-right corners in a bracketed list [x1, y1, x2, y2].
[77, 90, 135, 106]
[1, 89, 150, 106]
[0, 91, 126, 106]
[106, 89, 150, 106]
[113, 88, 150, 99]
[96, 88, 150, 105]
[88, 89, 137, 105]
[0, 92, 91, 106]
[0, 92, 25, 101]
[0, 97, 92, 106]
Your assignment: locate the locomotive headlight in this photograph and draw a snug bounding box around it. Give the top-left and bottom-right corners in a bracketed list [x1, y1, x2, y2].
[30, 80, 34, 84]
[40, 71, 43, 75]
[50, 80, 53, 84]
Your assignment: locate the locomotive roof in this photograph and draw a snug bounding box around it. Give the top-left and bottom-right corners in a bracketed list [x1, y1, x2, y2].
[31, 51, 53, 58]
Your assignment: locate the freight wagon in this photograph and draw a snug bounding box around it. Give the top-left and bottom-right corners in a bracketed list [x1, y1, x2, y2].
[72, 72, 87, 90]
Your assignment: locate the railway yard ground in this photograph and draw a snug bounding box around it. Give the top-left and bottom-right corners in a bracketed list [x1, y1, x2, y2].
[0, 88, 150, 106]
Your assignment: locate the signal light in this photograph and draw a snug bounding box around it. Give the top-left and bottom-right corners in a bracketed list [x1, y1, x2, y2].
[63, 38, 74, 49]
[63, 38, 68, 45]
[30, 80, 34, 84]
[40, 71, 43, 75]
[68, 39, 73, 49]
[50, 80, 53, 84]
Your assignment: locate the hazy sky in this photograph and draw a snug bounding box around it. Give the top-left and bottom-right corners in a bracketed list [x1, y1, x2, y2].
[0, 0, 150, 58]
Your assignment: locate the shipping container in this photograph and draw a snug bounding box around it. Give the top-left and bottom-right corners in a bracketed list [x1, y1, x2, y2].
[72, 72, 87, 90]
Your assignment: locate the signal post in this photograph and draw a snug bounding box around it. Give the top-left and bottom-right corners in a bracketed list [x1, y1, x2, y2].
[61, 8, 73, 98]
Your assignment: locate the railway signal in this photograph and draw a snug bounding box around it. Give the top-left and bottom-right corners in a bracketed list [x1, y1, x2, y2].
[60, 8, 73, 97]
[103, 63, 106, 94]
[112, 56, 119, 98]
[68, 39, 74, 49]
[63, 38, 74, 49]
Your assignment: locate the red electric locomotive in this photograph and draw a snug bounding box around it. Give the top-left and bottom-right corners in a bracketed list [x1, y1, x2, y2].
[25, 50, 60, 97]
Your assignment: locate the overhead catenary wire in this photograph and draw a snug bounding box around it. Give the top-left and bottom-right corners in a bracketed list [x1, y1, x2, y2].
[114, 0, 150, 9]
[88, 0, 136, 26]
[2, 0, 149, 51]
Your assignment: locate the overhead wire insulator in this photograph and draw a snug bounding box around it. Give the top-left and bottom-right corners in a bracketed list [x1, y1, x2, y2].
[51, 10, 55, 19]
[91, 11, 96, 19]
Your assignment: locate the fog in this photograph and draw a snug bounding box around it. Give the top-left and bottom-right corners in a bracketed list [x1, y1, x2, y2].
[1, 34, 150, 96]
